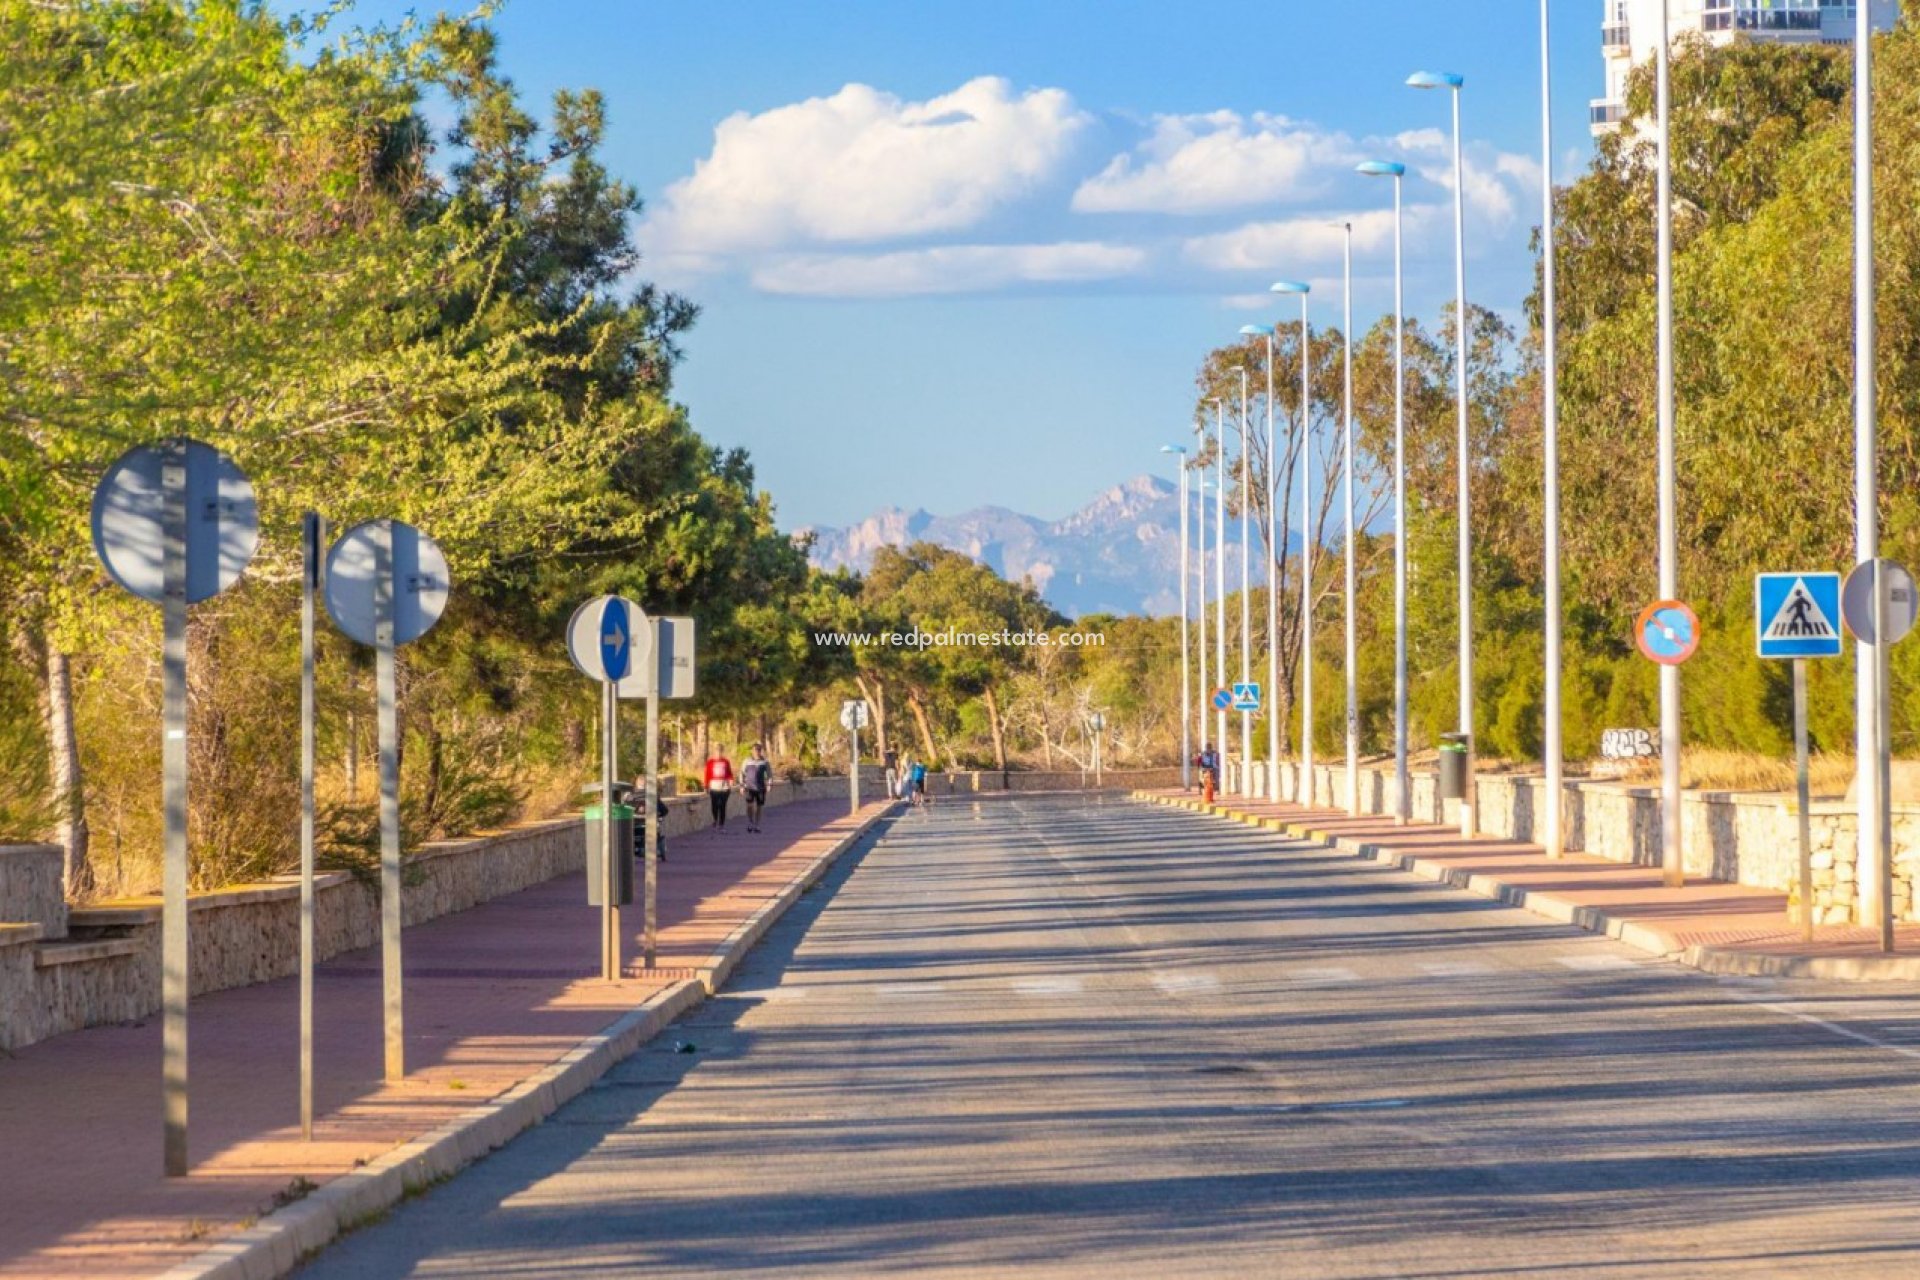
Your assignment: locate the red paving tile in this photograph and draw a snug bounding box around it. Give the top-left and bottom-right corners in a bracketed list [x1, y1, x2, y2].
[0, 798, 889, 1279]
[1146, 788, 1920, 962]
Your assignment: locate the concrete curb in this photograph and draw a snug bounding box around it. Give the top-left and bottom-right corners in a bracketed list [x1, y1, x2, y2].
[1133, 791, 1920, 983]
[163, 802, 899, 1280]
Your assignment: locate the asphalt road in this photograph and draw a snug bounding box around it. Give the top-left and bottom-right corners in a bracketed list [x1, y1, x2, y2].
[302, 793, 1920, 1279]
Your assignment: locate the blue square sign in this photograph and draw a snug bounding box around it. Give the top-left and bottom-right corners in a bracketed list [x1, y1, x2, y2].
[1755, 572, 1843, 659]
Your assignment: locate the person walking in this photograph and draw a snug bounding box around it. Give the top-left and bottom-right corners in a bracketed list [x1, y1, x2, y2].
[704, 748, 735, 829]
[883, 747, 899, 804]
[1197, 742, 1220, 805]
[741, 743, 772, 833]
[909, 757, 930, 809]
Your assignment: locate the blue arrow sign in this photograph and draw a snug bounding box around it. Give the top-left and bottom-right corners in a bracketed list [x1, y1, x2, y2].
[1756, 572, 1842, 659]
[599, 596, 632, 681]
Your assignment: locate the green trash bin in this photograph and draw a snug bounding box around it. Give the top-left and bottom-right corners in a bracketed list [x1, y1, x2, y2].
[1437, 733, 1470, 800]
[585, 803, 635, 906]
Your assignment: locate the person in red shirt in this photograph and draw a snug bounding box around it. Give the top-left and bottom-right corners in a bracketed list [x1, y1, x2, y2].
[704, 750, 735, 829]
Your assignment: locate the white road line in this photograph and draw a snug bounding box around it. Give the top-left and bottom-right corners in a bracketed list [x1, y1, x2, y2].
[1556, 954, 1640, 971]
[875, 981, 948, 998]
[1418, 961, 1494, 978]
[1152, 972, 1222, 995]
[1289, 967, 1361, 985]
[1740, 998, 1920, 1063]
[722, 986, 810, 1001]
[1011, 977, 1085, 997]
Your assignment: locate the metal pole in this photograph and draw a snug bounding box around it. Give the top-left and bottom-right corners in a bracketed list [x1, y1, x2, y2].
[1656, 0, 1683, 888]
[1794, 658, 1813, 941]
[1179, 462, 1192, 790]
[1239, 368, 1253, 794]
[374, 521, 404, 1081]
[1877, 561, 1894, 952]
[299, 512, 322, 1141]
[1267, 331, 1281, 802]
[1854, 0, 1883, 930]
[644, 667, 660, 970]
[1541, 0, 1565, 858]
[1392, 175, 1410, 824]
[161, 442, 189, 1177]
[601, 677, 619, 981]
[1450, 81, 1475, 839]
[1299, 293, 1314, 809]
[1216, 400, 1228, 777]
[1195, 430, 1209, 768]
[851, 721, 860, 814]
[1342, 224, 1359, 817]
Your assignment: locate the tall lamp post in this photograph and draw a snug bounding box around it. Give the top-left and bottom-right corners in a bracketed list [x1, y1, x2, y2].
[1539, 1, 1564, 856]
[1852, 0, 1887, 941]
[1237, 364, 1254, 794]
[1273, 282, 1312, 806]
[1164, 444, 1192, 790]
[1409, 68, 1475, 838]
[1242, 323, 1278, 800]
[1214, 398, 1229, 772]
[1652, 7, 1683, 887]
[1336, 222, 1360, 816]
[1195, 419, 1211, 771]
[1358, 159, 1410, 823]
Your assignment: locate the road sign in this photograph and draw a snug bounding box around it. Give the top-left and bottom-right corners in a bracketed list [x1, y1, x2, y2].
[1089, 712, 1106, 731]
[599, 597, 633, 682]
[1842, 559, 1918, 646]
[1755, 572, 1843, 659]
[568, 596, 650, 684]
[324, 521, 450, 648]
[1211, 686, 1233, 711]
[654, 617, 696, 699]
[91, 439, 258, 604]
[1634, 599, 1699, 666]
[1231, 681, 1262, 713]
[840, 699, 870, 731]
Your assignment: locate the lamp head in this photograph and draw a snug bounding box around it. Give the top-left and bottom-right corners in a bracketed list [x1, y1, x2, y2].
[1160, 444, 1188, 455]
[1406, 71, 1464, 90]
[1238, 324, 1273, 337]
[1269, 281, 1311, 296]
[1356, 160, 1406, 179]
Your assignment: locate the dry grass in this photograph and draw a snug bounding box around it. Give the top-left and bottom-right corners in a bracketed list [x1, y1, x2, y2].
[1611, 749, 1857, 796]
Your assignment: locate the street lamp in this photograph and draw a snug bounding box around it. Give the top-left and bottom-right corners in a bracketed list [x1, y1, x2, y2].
[1243, 323, 1277, 800]
[1272, 282, 1313, 807]
[1652, 9, 1683, 887]
[1237, 360, 1254, 794]
[1409, 67, 1476, 839]
[1194, 418, 1210, 777]
[1539, 2, 1564, 856]
[1162, 444, 1192, 791]
[1334, 222, 1359, 817]
[1358, 159, 1410, 823]
[1214, 398, 1228, 774]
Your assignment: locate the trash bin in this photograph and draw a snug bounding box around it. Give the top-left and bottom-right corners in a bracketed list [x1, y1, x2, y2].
[585, 802, 635, 906]
[1437, 733, 1471, 800]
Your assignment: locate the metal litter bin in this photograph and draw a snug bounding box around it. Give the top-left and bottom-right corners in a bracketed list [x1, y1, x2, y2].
[1437, 733, 1471, 800]
[585, 802, 635, 906]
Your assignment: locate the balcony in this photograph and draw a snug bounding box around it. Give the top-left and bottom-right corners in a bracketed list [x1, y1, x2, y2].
[1602, 22, 1630, 50]
[1701, 4, 1823, 32]
[1590, 98, 1625, 128]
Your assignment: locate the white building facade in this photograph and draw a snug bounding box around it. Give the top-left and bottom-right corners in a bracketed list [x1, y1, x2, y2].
[1594, 0, 1901, 135]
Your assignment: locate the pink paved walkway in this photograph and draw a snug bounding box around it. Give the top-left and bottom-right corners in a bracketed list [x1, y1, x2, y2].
[1142, 788, 1920, 972]
[0, 797, 889, 1279]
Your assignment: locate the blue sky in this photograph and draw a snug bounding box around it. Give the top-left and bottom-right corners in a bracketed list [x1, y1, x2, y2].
[338, 1, 1600, 530]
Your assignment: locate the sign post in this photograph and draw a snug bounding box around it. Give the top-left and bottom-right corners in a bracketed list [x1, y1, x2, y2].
[615, 614, 690, 970]
[91, 438, 259, 1175]
[1089, 712, 1106, 787]
[299, 512, 326, 1139]
[1843, 559, 1916, 952]
[841, 700, 870, 815]
[326, 520, 450, 1080]
[1634, 598, 1698, 888]
[568, 595, 646, 981]
[1756, 572, 1843, 941]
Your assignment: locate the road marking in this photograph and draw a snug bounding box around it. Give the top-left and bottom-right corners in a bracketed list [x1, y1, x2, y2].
[1288, 967, 1361, 985]
[875, 981, 948, 998]
[1418, 961, 1493, 978]
[1556, 954, 1640, 971]
[723, 986, 809, 1001]
[1152, 972, 1222, 995]
[1232, 1098, 1411, 1114]
[1011, 977, 1084, 997]
[1737, 998, 1920, 1063]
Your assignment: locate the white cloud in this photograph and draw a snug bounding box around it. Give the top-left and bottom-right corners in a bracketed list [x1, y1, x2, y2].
[1181, 207, 1418, 274]
[642, 77, 1090, 259]
[1391, 129, 1541, 230]
[1072, 112, 1357, 215]
[750, 242, 1148, 298]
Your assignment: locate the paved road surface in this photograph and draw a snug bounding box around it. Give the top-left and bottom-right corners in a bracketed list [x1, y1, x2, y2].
[303, 794, 1920, 1278]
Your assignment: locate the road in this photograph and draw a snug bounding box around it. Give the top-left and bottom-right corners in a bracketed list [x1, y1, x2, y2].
[302, 793, 1920, 1278]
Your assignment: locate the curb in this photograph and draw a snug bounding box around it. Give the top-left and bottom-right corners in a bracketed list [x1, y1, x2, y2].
[1132, 791, 1920, 983]
[163, 801, 899, 1280]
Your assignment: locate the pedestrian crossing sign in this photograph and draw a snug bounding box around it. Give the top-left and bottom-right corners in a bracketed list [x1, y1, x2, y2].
[1231, 681, 1262, 712]
[1755, 572, 1843, 659]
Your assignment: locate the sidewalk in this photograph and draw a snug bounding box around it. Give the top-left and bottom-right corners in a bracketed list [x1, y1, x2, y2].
[1138, 789, 1920, 981]
[0, 797, 892, 1280]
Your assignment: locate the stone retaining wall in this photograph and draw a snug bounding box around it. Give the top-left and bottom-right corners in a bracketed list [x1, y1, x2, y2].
[1226, 759, 1920, 925]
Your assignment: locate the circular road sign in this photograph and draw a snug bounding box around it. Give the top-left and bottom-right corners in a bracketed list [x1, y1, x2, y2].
[567, 595, 649, 684]
[90, 439, 259, 605]
[1635, 599, 1699, 666]
[324, 520, 450, 648]
[1842, 558, 1918, 646]
[1211, 686, 1233, 711]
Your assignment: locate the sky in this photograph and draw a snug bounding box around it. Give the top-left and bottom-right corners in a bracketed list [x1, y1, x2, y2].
[336, 1, 1601, 530]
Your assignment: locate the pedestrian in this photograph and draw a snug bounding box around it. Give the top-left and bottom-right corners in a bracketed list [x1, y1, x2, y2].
[741, 743, 772, 833]
[1197, 742, 1219, 804]
[883, 746, 899, 803]
[704, 747, 735, 829]
[910, 757, 930, 808]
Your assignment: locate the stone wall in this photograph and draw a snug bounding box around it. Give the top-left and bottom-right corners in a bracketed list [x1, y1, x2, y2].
[1242, 759, 1920, 925]
[0, 844, 65, 938]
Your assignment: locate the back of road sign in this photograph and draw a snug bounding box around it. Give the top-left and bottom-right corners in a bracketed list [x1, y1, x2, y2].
[1842, 560, 1919, 647]
[1755, 573, 1843, 659]
[840, 699, 870, 731]
[617, 615, 693, 699]
[91, 439, 259, 605]
[325, 520, 449, 647]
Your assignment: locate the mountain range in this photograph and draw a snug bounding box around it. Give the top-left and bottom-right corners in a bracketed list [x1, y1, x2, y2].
[794, 474, 1253, 619]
